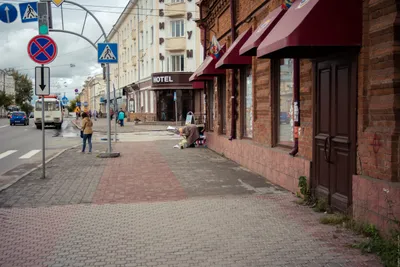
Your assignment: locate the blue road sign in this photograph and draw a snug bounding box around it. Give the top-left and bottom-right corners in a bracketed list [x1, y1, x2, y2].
[61, 96, 68, 105]
[173, 91, 177, 101]
[19, 2, 38, 23]
[0, 3, 18, 24]
[76, 102, 81, 107]
[98, 43, 118, 64]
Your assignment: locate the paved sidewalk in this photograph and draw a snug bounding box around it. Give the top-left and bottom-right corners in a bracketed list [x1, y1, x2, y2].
[73, 118, 171, 133]
[0, 141, 382, 267]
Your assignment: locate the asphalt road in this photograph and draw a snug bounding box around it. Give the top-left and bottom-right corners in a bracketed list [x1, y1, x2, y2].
[0, 117, 81, 177]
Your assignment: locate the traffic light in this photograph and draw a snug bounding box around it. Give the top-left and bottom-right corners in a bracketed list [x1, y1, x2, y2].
[38, 2, 49, 35]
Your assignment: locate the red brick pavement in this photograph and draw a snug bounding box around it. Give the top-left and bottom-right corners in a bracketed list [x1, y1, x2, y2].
[93, 142, 187, 204]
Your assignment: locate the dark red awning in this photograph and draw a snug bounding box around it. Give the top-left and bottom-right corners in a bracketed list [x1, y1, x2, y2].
[189, 70, 213, 82]
[192, 81, 205, 89]
[196, 56, 226, 77]
[257, 0, 362, 59]
[239, 6, 286, 57]
[216, 28, 252, 69]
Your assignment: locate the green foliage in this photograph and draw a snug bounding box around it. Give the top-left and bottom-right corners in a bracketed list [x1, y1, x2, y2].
[68, 96, 80, 112]
[351, 224, 399, 267]
[313, 198, 328, 213]
[0, 91, 14, 109]
[20, 102, 33, 115]
[298, 176, 311, 202]
[320, 213, 349, 225]
[5, 69, 33, 107]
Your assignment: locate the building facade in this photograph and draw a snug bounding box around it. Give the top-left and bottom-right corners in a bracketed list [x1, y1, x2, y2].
[191, 0, 400, 232]
[108, 0, 204, 123]
[0, 71, 15, 117]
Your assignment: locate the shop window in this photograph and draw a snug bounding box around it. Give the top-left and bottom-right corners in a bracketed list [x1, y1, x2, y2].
[274, 58, 294, 147]
[242, 66, 253, 138]
[218, 76, 226, 134]
[171, 20, 184, 37]
[207, 81, 214, 131]
[171, 55, 184, 72]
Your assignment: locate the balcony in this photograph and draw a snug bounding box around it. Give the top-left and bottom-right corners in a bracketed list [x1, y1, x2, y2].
[132, 29, 137, 40]
[131, 56, 137, 66]
[165, 2, 185, 17]
[165, 37, 186, 51]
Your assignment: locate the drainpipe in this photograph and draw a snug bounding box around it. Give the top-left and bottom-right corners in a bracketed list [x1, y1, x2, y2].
[229, 0, 237, 140]
[290, 58, 300, 156]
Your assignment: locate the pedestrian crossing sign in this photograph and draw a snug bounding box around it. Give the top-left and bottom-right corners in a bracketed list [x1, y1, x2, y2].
[19, 2, 38, 23]
[98, 43, 118, 64]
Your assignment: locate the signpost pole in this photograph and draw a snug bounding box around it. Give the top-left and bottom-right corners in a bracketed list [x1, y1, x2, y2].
[174, 91, 178, 127]
[41, 65, 45, 179]
[106, 63, 112, 153]
[113, 86, 117, 143]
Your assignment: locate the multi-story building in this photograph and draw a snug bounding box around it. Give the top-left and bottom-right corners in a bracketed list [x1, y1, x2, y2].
[108, 0, 204, 123]
[88, 74, 106, 114]
[0, 71, 15, 117]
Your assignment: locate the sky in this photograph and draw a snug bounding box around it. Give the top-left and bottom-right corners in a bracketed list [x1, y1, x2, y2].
[0, 0, 130, 101]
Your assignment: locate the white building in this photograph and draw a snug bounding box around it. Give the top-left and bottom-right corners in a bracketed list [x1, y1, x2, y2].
[88, 74, 106, 114]
[108, 0, 204, 123]
[0, 72, 15, 117]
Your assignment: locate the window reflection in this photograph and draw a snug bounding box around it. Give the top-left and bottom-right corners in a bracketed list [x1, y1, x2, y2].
[278, 59, 294, 146]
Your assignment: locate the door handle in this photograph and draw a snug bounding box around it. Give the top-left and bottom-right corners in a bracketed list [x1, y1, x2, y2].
[324, 135, 331, 163]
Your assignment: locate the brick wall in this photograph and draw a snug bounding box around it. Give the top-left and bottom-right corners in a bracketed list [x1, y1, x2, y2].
[352, 0, 400, 232]
[201, 0, 313, 195]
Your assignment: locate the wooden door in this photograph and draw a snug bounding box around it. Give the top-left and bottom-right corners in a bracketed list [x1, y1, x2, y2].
[314, 56, 357, 211]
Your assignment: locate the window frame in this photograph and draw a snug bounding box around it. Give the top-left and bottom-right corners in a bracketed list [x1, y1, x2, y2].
[218, 76, 227, 135]
[272, 58, 295, 148]
[170, 54, 185, 72]
[207, 80, 214, 132]
[241, 65, 253, 139]
[170, 20, 185, 38]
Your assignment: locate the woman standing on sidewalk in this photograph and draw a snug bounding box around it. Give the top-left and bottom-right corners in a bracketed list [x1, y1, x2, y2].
[81, 112, 93, 153]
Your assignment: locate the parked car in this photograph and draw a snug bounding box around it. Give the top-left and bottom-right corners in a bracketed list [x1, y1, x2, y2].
[10, 112, 29, 126]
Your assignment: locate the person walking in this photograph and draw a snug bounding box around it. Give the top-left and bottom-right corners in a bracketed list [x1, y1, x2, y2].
[93, 110, 98, 121]
[81, 112, 93, 153]
[118, 108, 125, 127]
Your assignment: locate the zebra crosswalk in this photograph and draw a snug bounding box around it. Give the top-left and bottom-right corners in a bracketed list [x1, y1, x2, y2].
[0, 149, 42, 160]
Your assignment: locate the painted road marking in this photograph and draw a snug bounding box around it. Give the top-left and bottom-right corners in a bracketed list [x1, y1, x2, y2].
[19, 149, 41, 159]
[0, 150, 17, 159]
[0, 125, 8, 129]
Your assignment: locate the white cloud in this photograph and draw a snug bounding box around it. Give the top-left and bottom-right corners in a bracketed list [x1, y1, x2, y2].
[0, 0, 129, 100]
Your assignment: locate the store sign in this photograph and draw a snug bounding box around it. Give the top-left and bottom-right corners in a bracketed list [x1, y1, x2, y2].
[153, 76, 174, 83]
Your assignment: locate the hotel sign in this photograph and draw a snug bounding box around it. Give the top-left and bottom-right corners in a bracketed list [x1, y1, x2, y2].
[153, 76, 174, 83]
[151, 72, 195, 90]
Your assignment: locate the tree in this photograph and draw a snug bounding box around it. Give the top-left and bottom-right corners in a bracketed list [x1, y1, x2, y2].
[68, 96, 80, 112]
[5, 69, 33, 107]
[0, 91, 14, 110]
[20, 102, 33, 115]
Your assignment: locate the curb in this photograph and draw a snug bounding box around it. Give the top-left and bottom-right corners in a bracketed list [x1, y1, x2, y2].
[0, 144, 80, 193]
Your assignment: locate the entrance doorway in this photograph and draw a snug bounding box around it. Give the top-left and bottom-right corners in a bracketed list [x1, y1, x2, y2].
[313, 55, 357, 212]
[157, 90, 175, 121]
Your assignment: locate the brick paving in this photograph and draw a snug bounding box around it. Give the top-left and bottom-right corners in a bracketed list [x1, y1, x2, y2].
[0, 141, 383, 266]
